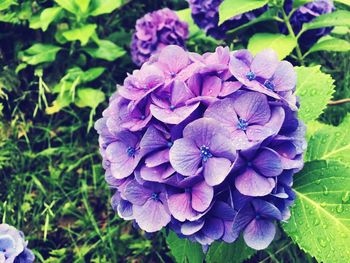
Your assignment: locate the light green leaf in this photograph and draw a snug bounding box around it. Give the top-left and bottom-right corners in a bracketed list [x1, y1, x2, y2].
[89, 0, 122, 16]
[75, 0, 90, 13]
[0, 0, 17, 11]
[62, 24, 97, 45]
[335, 0, 350, 6]
[83, 40, 125, 61]
[75, 88, 105, 109]
[306, 124, 350, 166]
[46, 92, 71, 114]
[206, 237, 255, 263]
[331, 26, 349, 35]
[305, 121, 331, 141]
[54, 0, 78, 14]
[166, 231, 204, 263]
[295, 66, 335, 123]
[218, 0, 268, 25]
[292, 0, 313, 8]
[19, 44, 62, 65]
[176, 8, 200, 36]
[301, 10, 350, 33]
[305, 37, 350, 57]
[40, 7, 63, 31]
[283, 160, 350, 263]
[81, 67, 105, 82]
[248, 33, 296, 60]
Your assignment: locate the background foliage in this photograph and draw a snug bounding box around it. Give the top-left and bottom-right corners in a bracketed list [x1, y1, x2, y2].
[0, 0, 349, 262]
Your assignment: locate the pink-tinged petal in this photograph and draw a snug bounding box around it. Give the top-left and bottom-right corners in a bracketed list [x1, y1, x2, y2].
[204, 98, 239, 130]
[145, 149, 170, 167]
[176, 62, 202, 82]
[253, 148, 283, 177]
[150, 102, 200, 124]
[263, 106, 285, 135]
[134, 199, 171, 232]
[192, 181, 213, 212]
[170, 80, 195, 106]
[243, 219, 276, 250]
[244, 81, 281, 100]
[169, 138, 202, 176]
[280, 155, 304, 170]
[250, 49, 279, 79]
[183, 118, 229, 148]
[231, 130, 252, 150]
[210, 134, 236, 161]
[235, 168, 275, 196]
[204, 157, 232, 186]
[168, 192, 197, 222]
[201, 217, 224, 240]
[219, 81, 242, 97]
[222, 220, 238, 243]
[124, 180, 152, 206]
[140, 125, 168, 153]
[157, 45, 189, 74]
[187, 73, 201, 96]
[121, 114, 152, 132]
[233, 49, 253, 65]
[140, 164, 175, 182]
[271, 61, 296, 92]
[233, 92, 270, 124]
[181, 220, 205, 235]
[202, 76, 222, 97]
[246, 125, 275, 142]
[229, 55, 251, 83]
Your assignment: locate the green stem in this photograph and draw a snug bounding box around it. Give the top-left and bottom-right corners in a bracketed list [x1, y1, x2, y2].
[281, 9, 305, 66]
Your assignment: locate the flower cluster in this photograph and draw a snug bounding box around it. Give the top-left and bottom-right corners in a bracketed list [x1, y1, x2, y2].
[187, 0, 268, 39]
[282, 0, 335, 49]
[130, 8, 189, 66]
[96, 45, 306, 250]
[0, 224, 35, 263]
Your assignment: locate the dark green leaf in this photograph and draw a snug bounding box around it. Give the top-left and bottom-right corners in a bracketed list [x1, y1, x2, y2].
[166, 231, 205, 263]
[206, 237, 255, 263]
[283, 160, 350, 263]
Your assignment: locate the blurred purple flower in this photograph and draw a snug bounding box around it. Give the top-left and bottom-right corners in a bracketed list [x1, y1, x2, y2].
[187, 0, 268, 39]
[0, 224, 34, 263]
[282, 0, 335, 49]
[96, 45, 306, 250]
[131, 8, 189, 66]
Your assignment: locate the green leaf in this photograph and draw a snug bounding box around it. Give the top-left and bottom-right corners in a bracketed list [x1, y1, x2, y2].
[75, 88, 105, 109]
[218, 0, 268, 25]
[19, 44, 62, 65]
[83, 40, 125, 61]
[283, 160, 350, 263]
[302, 10, 350, 32]
[40, 7, 63, 31]
[166, 231, 204, 263]
[75, 0, 90, 13]
[334, 0, 350, 6]
[292, 0, 313, 8]
[306, 125, 350, 166]
[295, 66, 335, 123]
[305, 37, 350, 57]
[305, 121, 331, 141]
[248, 33, 296, 60]
[89, 0, 122, 16]
[176, 8, 200, 36]
[54, 0, 78, 14]
[81, 67, 105, 82]
[62, 24, 97, 46]
[206, 237, 255, 263]
[0, 0, 17, 11]
[46, 92, 72, 114]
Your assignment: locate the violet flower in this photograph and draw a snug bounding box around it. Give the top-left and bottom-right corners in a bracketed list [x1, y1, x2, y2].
[131, 8, 189, 66]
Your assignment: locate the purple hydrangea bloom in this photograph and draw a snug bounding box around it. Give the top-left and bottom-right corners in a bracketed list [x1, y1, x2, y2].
[131, 8, 189, 66]
[281, 0, 335, 49]
[0, 224, 35, 263]
[187, 0, 268, 39]
[96, 45, 306, 249]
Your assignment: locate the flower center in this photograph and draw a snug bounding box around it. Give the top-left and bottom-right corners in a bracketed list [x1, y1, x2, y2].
[170, 72, 176, 78]
[246, 71, 256, 81]
[264, 80, 275, 91]
[255, 214, 261, 219]
[126, 146, 136, 157]
[151, 192, 160, 201]
[170, 105, 176, 111]
[167, 141, 173, 148]
[237, 118, 248, 131]
[200, 145, 213, 162]
[140, 115, 146, 120]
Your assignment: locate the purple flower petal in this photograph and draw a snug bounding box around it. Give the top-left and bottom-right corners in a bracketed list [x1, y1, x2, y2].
[243, 218, 276, 250]
[157, 45, 190, 75]
[210, 201, 236, 221]
[171, 80, 195, 106]
[235, 168, 275, 196]
[192, 181, 213, 212]
[145, 149, 170, 167]
[201, 217, 224, 240]
[124, 180, 153, 205]
[134, 199, 171, 232]
[169, 138, 202, 176]
[201, 76, 222, 97]
[219, 81, 242, 97]
[140, 125, 168, 153]
[250, 49, 279, 79]
[150, 102, 200, 124]
[140, 164, 175, 182]
[253, 148, 283, 177]
[181, 220, 205, 235]
[271, 61, 296, 92]
[204, 157, 232, 186]
[168, 192, 198, 222]
[251, 199, 282, 220]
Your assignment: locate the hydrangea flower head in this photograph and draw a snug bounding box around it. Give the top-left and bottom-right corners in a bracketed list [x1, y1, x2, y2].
[187, 0, 268, 39]
[0, 224, 35, 263]
[96, 45, 306, 250]
[282, 0, 335, 49]
[130, 8, 189, 66]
